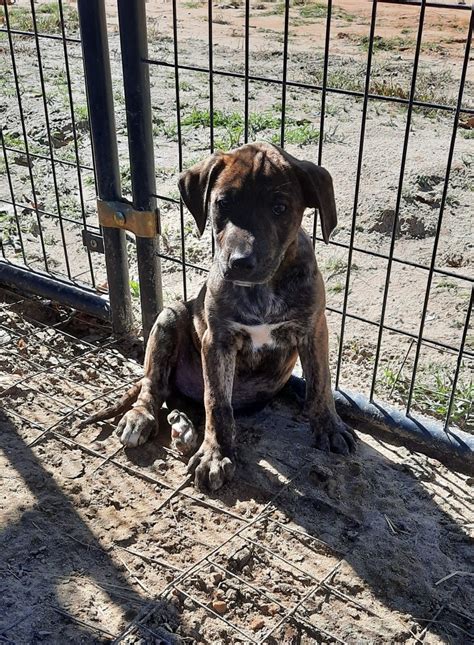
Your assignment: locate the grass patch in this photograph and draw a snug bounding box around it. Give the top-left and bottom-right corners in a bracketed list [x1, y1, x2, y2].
[1, 2, 79, 34]
[327, 281, 345, 294]
[361, 35, 414, 53]
[382, 364, 473, 430]
[299, 2, 326, 19]
[129, 280, 140, 299]
[264, 1, 353, 21]
[179, 108, 281, 149]
[276, 123, 319, 145]
[184, 0, 205, 7]
[2, 131, 24, 150]
[178, 107, 318, 149]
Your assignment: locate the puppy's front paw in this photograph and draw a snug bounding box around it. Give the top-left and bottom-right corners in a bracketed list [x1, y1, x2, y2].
[311, 414, 357, 456]
[187, 441, 235, 491]
[116, 407, 155, 447]
[167, 409, 199, 455]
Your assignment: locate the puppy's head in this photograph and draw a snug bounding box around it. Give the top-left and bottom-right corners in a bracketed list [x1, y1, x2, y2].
[179, 142, 337, 286]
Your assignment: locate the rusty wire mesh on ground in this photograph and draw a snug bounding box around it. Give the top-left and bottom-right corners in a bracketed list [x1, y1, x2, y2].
[1, 287, 473, 643]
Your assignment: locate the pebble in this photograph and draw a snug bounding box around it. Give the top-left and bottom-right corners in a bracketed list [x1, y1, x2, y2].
[250, 617, 265, 632]
[211, 600, 228, 615]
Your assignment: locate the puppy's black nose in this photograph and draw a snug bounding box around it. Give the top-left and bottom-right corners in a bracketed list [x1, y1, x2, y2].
[228, 251, 256, 272]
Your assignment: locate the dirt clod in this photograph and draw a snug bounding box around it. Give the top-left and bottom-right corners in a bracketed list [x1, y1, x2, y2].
[250, 616, 266, 631]
[211, 600, 228, 615]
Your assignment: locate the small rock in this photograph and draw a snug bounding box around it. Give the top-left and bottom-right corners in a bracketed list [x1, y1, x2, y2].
[225, 588, 238, 601]
[61, 450, 84, 479]
[250, 617, 265, 632]
[228, 546, 252, 571]
[211, 600, 228, 615]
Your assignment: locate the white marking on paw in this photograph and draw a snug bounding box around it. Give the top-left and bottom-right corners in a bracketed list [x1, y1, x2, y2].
[167, 410, 198, 454]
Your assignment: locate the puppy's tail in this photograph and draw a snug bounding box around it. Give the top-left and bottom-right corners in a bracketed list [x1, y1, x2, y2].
[78, 380, 141, 428]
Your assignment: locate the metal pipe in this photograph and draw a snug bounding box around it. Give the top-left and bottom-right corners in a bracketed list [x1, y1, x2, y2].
[287, 376, 474, 476]
[0, 262, 110, 321]
[117, 0, 163, 342]
[77, 0, 133, 335]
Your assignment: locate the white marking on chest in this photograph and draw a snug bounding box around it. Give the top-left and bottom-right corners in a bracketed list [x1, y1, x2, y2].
[232, 322, 285, 350]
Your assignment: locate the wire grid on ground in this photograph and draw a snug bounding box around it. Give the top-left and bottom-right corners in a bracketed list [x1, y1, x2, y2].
[1, 286, 473, 644]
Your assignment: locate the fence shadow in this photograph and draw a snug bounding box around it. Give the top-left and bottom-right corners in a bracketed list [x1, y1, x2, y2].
[122, 389, 472, 642]
[0, 411, 179, 644]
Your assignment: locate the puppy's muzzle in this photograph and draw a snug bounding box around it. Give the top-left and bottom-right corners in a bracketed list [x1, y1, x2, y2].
[224, 249, 257, 282]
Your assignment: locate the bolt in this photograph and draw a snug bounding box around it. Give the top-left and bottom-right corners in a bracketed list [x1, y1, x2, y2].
[90, 239, 98, 249]
[114, 211, 126, 225]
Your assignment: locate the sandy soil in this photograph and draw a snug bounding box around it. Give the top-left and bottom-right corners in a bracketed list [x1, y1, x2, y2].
[1, 288, 473, 643]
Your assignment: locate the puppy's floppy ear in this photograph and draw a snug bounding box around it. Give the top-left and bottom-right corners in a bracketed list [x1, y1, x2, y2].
[276, 146, 337, 244]
[178, 152, 225, 236]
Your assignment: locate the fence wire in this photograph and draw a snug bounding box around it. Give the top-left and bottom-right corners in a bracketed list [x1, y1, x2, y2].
[1, 0, 473, 432]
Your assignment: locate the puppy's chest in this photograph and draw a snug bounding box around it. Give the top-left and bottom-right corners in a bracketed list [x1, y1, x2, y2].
[227, 288, 306, 351]
[232, 321, 291, 350]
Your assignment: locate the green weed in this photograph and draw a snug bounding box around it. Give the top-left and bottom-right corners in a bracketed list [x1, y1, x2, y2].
[381, 363, 473, 429]
[129, 280, 140, 299]
[276, 123, 320, 145]
[1, 2, 79, 33]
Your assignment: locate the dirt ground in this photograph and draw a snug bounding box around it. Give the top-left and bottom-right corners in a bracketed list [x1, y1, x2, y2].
[1, 287, 473, 643]
[1, 3, 473, 640]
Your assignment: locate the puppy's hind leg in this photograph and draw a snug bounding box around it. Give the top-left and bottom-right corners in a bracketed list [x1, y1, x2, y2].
[117, 304, 189, 448]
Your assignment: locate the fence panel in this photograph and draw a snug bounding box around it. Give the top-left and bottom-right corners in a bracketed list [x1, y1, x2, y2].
[0, 0, 133, 332]
[1, 0, 472, 453]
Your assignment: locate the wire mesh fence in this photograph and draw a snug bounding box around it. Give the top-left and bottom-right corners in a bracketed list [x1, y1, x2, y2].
[1, 0, 473, 433]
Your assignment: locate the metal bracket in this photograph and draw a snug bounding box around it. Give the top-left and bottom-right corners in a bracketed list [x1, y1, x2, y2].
[97, 199, 160, 238]
[82, 229, 104, 254]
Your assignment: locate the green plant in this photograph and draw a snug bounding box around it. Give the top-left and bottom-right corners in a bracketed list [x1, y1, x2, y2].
[381, 362, 473, 430]
[129, 280, 140, 299]
[299, 2, 326, 19]
[361, 35, 413, 53]
[1, 2, 79, 33]
[75, 105, 89, 122]
[327, 281, 345, 294]
[274, 124, 320, 145]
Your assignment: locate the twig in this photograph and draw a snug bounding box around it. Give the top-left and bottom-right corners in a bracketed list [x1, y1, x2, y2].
[435, 571, 474, 586]
[47, 604, 115, 638]
[113, 544, 182, 573]
[154, 474, 193, 515]
[115, 553, 152, 596]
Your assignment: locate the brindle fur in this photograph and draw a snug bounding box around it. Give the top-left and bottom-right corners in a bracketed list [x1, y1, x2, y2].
[81, 142, 356, 491]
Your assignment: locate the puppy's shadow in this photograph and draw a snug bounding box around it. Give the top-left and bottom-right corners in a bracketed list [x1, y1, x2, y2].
[198, 392, 472, 641]
[89, 385, 472, 641]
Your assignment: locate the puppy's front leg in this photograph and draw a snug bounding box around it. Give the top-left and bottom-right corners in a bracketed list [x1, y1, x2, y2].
[299, 312, 357, 455]
[188, 330, 236, 491]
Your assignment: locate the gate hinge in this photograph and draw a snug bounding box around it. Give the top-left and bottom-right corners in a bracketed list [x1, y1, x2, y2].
[97, 199, 160, 238]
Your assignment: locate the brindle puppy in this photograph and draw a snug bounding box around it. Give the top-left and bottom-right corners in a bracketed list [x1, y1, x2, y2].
[81, 142, 356, 490]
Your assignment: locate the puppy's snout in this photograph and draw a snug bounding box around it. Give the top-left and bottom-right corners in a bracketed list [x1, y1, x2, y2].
[228, 251, 256, 273]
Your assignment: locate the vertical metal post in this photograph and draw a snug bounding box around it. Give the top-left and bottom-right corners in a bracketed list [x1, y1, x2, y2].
[117, 0, 163, 342]
[77, 0, 133, 335]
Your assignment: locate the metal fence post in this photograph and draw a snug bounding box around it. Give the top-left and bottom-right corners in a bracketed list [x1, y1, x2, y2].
[77, 0, 133, 335]
[117, 0, 163, 342]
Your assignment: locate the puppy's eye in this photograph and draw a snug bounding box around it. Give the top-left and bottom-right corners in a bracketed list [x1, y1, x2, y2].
[217, 197, 230, 209]
[273, 203, 287, 215]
